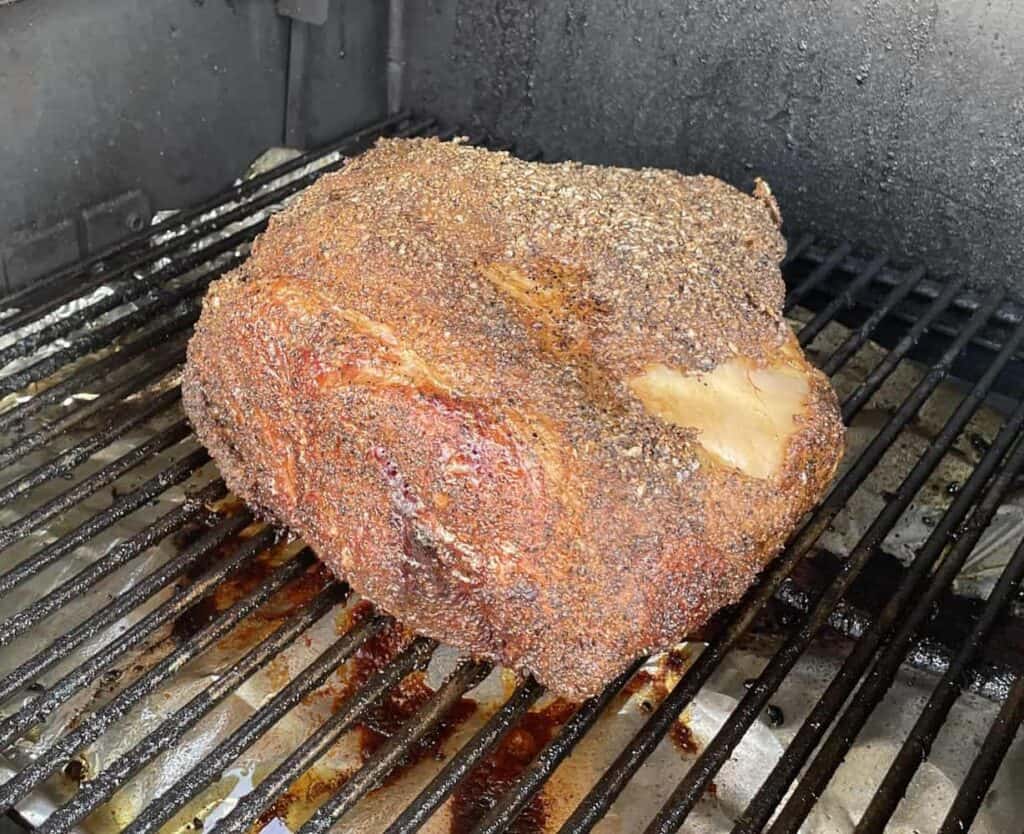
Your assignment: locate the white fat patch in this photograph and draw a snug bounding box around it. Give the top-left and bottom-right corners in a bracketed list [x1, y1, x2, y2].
[629, 356, 809, 480]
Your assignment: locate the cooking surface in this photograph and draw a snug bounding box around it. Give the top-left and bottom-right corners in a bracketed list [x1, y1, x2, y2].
[0, 115, 1023, 834]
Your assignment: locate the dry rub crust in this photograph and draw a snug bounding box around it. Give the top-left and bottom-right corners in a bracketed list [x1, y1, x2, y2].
[183, 138, 844, 700]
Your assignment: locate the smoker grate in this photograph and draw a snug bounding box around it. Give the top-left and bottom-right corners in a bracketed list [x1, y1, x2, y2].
[1, 114, 1023, 834]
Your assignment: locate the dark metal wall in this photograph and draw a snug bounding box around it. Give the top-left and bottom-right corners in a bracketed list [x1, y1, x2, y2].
[0, 0, 386, 295]
[4, 0, 1021, 298]
[405, 0, 1024, 298]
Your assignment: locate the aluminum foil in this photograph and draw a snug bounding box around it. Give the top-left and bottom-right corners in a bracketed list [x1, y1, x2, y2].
[788, 309, 1021, 608]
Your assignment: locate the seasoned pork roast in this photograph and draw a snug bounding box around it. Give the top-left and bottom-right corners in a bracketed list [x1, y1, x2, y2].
[183, 138, 844, 699]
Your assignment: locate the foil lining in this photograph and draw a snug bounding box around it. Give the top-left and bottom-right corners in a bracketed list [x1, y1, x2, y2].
[790, 308, 1022, 610]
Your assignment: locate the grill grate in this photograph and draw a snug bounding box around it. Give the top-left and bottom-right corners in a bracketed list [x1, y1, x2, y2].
[1, 115, 1023, 834]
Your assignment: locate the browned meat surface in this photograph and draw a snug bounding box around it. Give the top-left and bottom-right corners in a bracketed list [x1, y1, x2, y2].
[182, 138, 844, 699]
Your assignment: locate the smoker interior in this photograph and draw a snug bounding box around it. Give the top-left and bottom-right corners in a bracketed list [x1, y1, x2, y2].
[0, 115, 1023, 834]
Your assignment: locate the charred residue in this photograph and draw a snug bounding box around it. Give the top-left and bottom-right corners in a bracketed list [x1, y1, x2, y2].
[449, 698, 576, 834]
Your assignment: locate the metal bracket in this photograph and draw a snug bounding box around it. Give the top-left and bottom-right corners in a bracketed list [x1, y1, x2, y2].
[82, 190, 151, 253]
[387, 0, 405, 115]
[2, 220, 78, 294]
[1, 190, 151, 293]
[276, 0, 328, 26]
[277, 1, 329, 148]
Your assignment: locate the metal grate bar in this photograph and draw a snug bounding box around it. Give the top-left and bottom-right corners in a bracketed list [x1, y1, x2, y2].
[0, 313, 195, 435]
[0, 506, 251, 729]
[210, 636, 439, 834]
[800, 247, 1024, 347]
[0, 227, 246, 369]
[0, 419, 193, 552]
[888, 298, 1019, 362]
[938, 674, 1024, 834]
[0, 347, 185, 469]
[819, 265, 928, 378]
[0, 299, 193, 399]
[783, 241, 852, 312]
[0, 113, 411, 317]
[300, 660, 492, 834]
[0, 523, 275, 754]
[34, 578, 351, 834]
[640, 310, 1024, 834]
[854, 536, 1024, 833]
[0, 479, 227, 692]
[121, 628, 430, 834]
[0, 235, 223, 346]
[767, 431, 1024, 834]
[0, 225, 250, 364]
[1, 222, 252, 353]
[770, 591, 1019, 701]
[555, 280, 994, 834]
[0, 244, 239, 399]
[797, 252, 888, 347]
[471, 659, 644, 834]
[0, 117, 436, 343]
[841, 278, 980, 423]
[734, 393, 1024, 833]
[0, 447, 209, 599]
[384, 677, 546, 834]
[0, 387, 182, 507]
[0, 545, 315, 812]
[781, 233, 815, 267]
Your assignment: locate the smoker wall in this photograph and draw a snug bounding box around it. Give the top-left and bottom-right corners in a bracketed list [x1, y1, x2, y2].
[0, 0, 386, 295]
[405, 0, 1024, 298]
[2, 0, 1021, 299]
